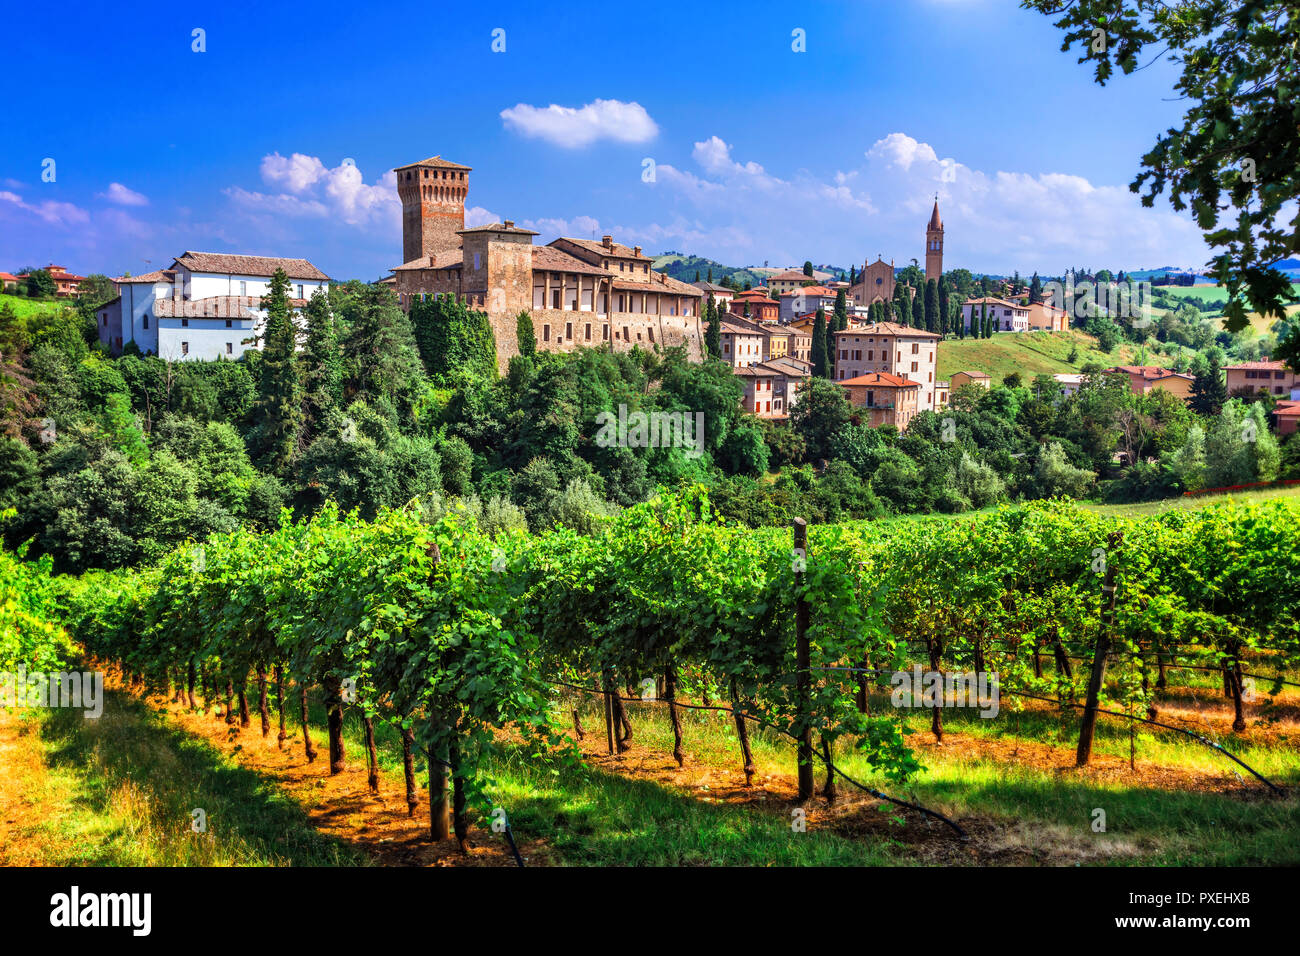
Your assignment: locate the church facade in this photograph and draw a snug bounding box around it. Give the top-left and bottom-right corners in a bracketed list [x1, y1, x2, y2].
[849, 199, 945, 308]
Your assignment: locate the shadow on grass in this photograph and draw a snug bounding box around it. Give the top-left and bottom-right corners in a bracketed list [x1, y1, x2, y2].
[39, 689, 365, 866]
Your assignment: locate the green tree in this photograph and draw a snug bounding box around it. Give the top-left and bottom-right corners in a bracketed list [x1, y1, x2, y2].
[803, 261, 814, 277]
[832, 289, 848, 333]
[253, 268, 301, 473]
[924, 279, 939, 334]
[516, 311, 537, 358]
[411, 294, 497, 383]
[299, 290, 343, 442]
[27, 269, 56, 299]
[911, 290, 924, 329]
[1189, 352, 1227, 416]
[790, 377, 851, 461]
[705, 295, 722, 358]
[811, 308, 831, 379]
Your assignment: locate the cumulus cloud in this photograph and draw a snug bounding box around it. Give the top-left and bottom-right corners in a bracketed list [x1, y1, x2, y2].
[99, 182, 149, 206]
[228, 153, 400, 229]
[0, 190, 90, 227]
[500, 99, 658, 148]
[634, 131, 1209, 273]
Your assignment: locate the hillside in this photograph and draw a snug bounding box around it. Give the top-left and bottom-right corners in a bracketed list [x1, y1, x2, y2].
[0, 294, 64, 319]
[936, 329, 1141, 383]
[650, 253, 767, 290]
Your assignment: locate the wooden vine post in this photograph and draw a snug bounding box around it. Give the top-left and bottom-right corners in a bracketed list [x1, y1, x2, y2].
[425, 539, 451, 842]
[793, 517, 814, 801]
[1076, 530, 1122, 767]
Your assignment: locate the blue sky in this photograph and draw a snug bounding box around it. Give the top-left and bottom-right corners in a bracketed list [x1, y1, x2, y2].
[2, 0, 1211, 282]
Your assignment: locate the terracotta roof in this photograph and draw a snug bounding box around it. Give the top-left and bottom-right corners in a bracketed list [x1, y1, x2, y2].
[394, 155, 472, 171]
[114, 269, 175, 284]
[1109, 365, 1192, 382]
[173, 251, 328, 280]
[953, 370, 991, 378]
[1274, 401, 1300, 416]
[761, 356, 812, 376]
[557, 237, 648, 260]
[1225, 360, 1288, 371]
[651, 272, 703, 296]
[769, 270, 814, 281]
[964, 296, 1024, 310]
[393, 251, 463, 271]
[533, 246, 609, 276]
[781, 285, 836, 297]
[153, 295, 305, 319]
[734, 365, 779, 377]
[833, 321, 940, 339]
[693, 281, 732, 293]
[840, 372, 920, 388]
[720, 321, 766, 337]
[457, 222, 539, 236]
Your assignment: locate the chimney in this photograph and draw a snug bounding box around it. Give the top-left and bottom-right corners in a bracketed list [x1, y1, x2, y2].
[503, 220, 514, 228]
[602, 235, 613, 249]
[633, 246, 642, 257]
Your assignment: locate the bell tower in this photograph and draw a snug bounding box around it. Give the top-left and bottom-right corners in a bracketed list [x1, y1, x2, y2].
[395, 155, 472, 264]
[925, 197, 943, 283]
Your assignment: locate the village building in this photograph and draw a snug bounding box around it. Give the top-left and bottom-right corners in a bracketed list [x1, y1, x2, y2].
[97, 251, 329, 360]
[934, 380, 950, 409]
[849, 256, 897, 308]
[1224, 359, 1300, 399]
[766, 269, 817, 294]
[736, 356, 812, 419]
[693, 281, 734, 313]
[728, 288, 780, 323]
[1107, 365, 1195, 401]
[963, 297, 1029, 333]
[779, 285, 838, 322]
[718, 318, 767, 368]
[389, 155, 704, 369]
[832, 322, 941, 411]
[1052, 373, 1085, 397]
[840, 372, 922, 431]
[16, 264, 87, 297]
[1273, 401, 1300, 435]
[949, 370, 992, 392]
[1026, 297, 1069, 331]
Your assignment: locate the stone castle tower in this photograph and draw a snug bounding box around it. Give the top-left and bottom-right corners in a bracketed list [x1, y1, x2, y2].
[925, 198, 943, 283]
[395, 155, 472, 264]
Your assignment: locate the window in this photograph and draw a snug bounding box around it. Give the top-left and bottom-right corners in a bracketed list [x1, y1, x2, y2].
[226, 342, 233, 355]
[296, 284, 304, 298]
[142, 316, 149, 329]
[624, 326, 630, 341]
[565, 322, 573, 340]
[102, 314, 107, 326]
[911, 343, 919, 354]
[911, 361, 919, 373]
[473, 253, 481, 270]
[239, 281, 247, 296]
[181, 341, 189, 355]
[225, 319, 232, 327]
[543, 324, 550, 342]
[602, 324, 610, 341]
[181, 318, 189, 327]
[648, 328, 654, 343]
[552, 289, 562, 309]
[585, 323, 592, 341]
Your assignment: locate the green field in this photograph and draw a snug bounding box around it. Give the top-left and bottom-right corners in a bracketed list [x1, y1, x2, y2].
[937, 329, 1140, 383]
[0, 293, 64, 319]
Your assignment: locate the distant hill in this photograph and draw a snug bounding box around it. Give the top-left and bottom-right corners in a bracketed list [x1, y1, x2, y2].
[651, 253, 768, 289]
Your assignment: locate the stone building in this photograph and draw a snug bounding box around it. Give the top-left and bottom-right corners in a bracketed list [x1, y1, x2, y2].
[839, 372, 922, 431]
[832, 321, 941, 411]
[390, 154, 704, 370]
[850, 257, 896, 307]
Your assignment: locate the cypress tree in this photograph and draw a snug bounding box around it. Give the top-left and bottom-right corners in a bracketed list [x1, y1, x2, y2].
[255, 268, 301, 473]
[924, 279, 939, 334]
[833, 289, 848, 332]
[938, 282, 950, 337]
[516, 310, 537, 357]
[911, 289, 924, 329]
[1190, 353, 1228, 416]
[706, 295, 722, 358]
[811, 308, 831, 379]
[299, 288, 343, 442]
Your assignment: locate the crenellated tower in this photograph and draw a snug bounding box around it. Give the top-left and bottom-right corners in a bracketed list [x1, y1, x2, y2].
[395, 155, 472, 264]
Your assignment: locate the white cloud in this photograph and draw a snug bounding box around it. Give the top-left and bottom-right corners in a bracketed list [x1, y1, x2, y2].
[500, 99, 658, 148]
[0, 190, 90, 227]
[465, 205, 500, 228]
[631, 132, 1209, 273]
[227, 153, 400, 230]
[99, 182, 149, 206]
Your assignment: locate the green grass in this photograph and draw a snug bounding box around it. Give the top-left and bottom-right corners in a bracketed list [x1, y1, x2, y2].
[1079, 484, 1300, 517]
[937, 329, 1140, 383]
[0, 293, 63, 319]
[9, 688, 366, 866]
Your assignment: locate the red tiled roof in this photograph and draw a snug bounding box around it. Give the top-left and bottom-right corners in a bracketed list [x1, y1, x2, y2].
[834, 321, 940, 339]
[394, 155, 472, 171]
[173, 251, 328, 280]
[1225, 360, 1288, 371]
[533, 245, 610, 276]
[114, 269, 176, 284]
[840, 372, 920, 388]
[556, 237, 648, 260]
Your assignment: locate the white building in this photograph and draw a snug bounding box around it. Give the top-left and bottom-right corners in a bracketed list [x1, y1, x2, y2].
[98, 251, 329, 360]
[962, 296, 1029, 333]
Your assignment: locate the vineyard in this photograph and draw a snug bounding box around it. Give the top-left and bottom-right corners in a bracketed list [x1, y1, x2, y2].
[5, 490, 1300, 865]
